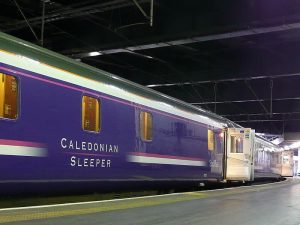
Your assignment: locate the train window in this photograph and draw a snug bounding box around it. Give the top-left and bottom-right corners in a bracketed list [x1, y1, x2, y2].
[0, 73, 18, 120]
[207, 129, 214, 151]
[230, 135, 243, 153]
[82, 95, 100, 133]
[283, 155, 290, 164]
[140, 111, 152, 141]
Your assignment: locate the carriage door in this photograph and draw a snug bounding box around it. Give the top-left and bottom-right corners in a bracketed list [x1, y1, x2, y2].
[225, 128, 255, 181]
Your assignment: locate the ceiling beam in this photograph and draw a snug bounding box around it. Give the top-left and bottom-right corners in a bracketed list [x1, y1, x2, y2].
[147, 72, 300, 88]
[235, 119, 300, 123]
[221, 112, 300, 117]
[191, 97, 300, 105]
[72, 20, 300, 58]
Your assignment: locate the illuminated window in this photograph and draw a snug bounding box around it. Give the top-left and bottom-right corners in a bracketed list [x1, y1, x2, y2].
[140, 111, 152, 141]
[230, 135, 243, 153]
[82, 95, 100, 132]
[207, 129, 214, 151]
[283, 155, 290, 164]
[0, 73, 18, 120]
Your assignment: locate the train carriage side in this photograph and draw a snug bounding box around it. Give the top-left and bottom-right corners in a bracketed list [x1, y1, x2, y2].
[0, 69, 138, 193]
[128, 109, 226, 181]
[253, 137, 294, 179]
[253, 137, 280, 179]
[0, 68, 227, 192]
[0, 32, 231, 193]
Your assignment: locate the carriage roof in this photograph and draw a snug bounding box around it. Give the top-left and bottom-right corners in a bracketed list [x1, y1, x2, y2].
[0, 31, 234, 127]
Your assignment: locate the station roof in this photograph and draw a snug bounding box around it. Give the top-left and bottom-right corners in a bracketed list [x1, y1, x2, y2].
[1, 0, 300, 137]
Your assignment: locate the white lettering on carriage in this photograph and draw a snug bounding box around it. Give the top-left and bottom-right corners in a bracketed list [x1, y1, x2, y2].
[70, 156, 111, 168]
[61, 138, 67, 148]
[60, 138, 119, 153]
[61, 138, 118, 169]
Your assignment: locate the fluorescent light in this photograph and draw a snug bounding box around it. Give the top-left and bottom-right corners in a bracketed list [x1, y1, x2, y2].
[88, 51, 101, 57]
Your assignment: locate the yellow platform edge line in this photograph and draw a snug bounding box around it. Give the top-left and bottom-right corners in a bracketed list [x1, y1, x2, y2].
[0, 194, 207, 224]
[0, 179, 297, 224]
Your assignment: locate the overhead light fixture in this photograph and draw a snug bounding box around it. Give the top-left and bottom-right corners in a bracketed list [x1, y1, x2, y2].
[88, 51, 102, 57]
[145, 55, 153, 59]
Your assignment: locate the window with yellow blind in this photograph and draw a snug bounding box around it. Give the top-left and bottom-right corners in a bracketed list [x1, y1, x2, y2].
[82, 95, 100, 132]
[140, 111, 153, 141]
[0, 73, 18, 120]
[207, 129, 214, 151]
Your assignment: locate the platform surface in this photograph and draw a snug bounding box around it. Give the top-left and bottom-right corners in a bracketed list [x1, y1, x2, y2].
[1, 178, 300, 225]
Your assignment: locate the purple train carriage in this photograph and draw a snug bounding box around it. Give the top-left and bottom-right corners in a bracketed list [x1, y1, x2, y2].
[0, 32, 292, 194]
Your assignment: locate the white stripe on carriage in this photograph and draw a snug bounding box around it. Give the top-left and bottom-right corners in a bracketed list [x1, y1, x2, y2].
[0, 50, 225, 129]
[127, 155, 207, 167]
[0, 145, 47, 157]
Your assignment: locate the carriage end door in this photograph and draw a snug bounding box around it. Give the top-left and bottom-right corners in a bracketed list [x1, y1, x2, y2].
[225, 128, 254, 181]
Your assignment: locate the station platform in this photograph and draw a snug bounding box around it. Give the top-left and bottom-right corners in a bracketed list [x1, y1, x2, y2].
[0, 178, 300, 225]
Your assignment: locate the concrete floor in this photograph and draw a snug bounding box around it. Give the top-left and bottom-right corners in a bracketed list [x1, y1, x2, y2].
[1, 178, 300, 225]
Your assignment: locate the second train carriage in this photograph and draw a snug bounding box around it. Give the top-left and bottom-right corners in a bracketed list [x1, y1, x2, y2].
[0, 32, 293, 193]
[254, 137, 294, 179]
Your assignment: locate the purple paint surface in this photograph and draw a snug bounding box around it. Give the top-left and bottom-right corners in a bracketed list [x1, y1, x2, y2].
[0, 62, 224, 188]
